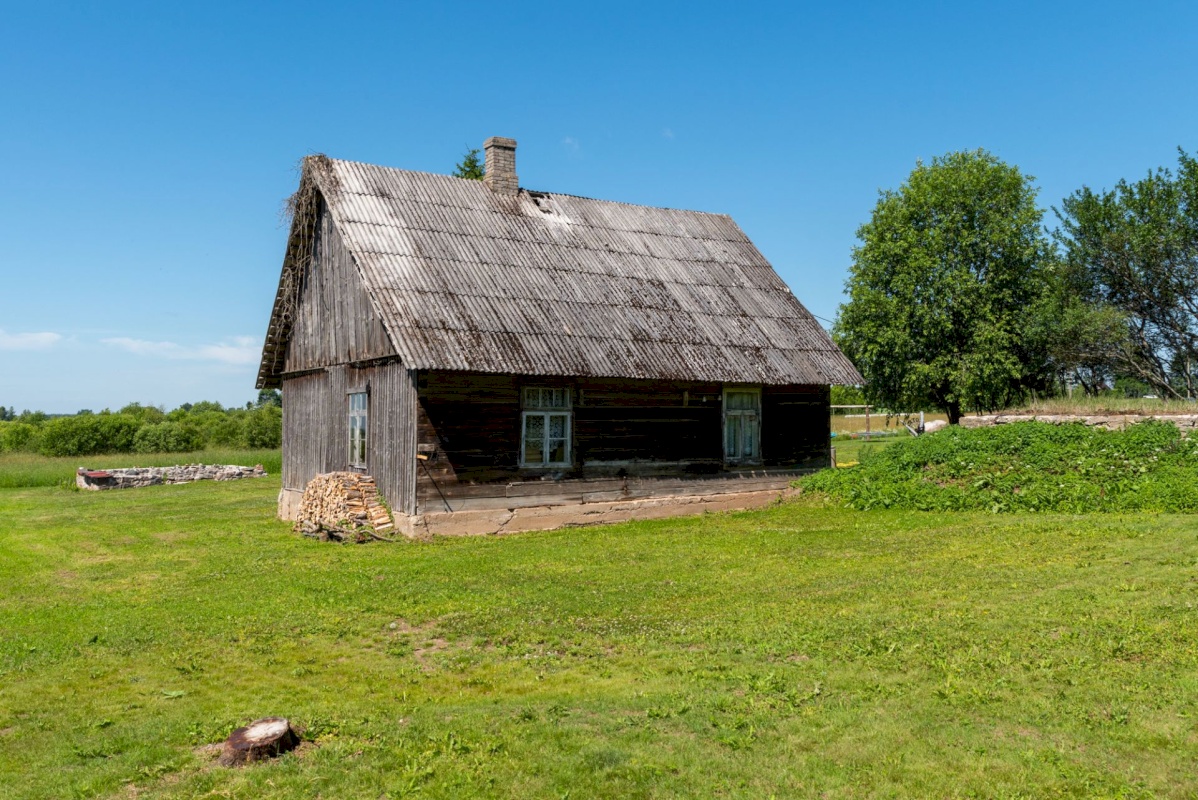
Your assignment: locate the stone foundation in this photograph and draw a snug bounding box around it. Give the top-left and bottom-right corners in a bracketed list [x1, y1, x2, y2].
[76, 464, 267, 490]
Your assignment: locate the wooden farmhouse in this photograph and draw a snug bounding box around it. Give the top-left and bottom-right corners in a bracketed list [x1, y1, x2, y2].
[257, 137, 861, 536]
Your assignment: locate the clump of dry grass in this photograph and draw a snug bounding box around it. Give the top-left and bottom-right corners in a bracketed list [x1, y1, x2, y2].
[1012, 396, 1198, 416]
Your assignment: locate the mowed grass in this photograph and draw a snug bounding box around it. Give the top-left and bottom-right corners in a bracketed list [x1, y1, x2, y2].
[0, 449, 282, 489]
[1, 478, 1197, 798]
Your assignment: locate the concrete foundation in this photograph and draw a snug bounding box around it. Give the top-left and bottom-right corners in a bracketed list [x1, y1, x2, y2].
[278, 484, 793, 538]
[278, 488, 305, 522]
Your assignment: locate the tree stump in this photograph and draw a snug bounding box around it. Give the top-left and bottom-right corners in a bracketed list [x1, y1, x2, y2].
[218, 717, 299, 766]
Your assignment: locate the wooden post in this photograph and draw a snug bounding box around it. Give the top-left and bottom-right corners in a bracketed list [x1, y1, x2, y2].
[866, 405, 871, 437]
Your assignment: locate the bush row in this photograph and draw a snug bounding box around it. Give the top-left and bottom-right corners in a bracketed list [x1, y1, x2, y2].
[0, 402, 282, 457]
[803, 420, 1198, 513]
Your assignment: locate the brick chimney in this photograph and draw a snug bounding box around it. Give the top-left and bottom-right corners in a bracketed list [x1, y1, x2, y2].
[483, 136, 518, 196]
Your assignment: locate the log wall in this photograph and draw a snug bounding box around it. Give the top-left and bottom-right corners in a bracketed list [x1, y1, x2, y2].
[282, 362, 417, 515]
[414, 371, 830, 513]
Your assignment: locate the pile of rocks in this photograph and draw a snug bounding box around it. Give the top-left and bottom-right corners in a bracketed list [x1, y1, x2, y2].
[295, 472, 395, 542]
[76, 464, 267, 490]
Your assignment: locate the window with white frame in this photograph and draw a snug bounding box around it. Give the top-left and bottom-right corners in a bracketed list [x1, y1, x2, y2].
[521, 387, 571, 467]
[348, 392, 368, 468]
[723, 387, 761, 462]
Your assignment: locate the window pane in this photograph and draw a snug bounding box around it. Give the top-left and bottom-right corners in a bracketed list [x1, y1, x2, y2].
[524, 387, 570, 410]
[547, 439, 567, 463]
[726, 418, 739, 457]
[548, 414, 567, 438]
[524, 414, 545, 463]
[526, 414, 545, 438]
[744, 414, 757, 457]
[726, 391, 757, 410]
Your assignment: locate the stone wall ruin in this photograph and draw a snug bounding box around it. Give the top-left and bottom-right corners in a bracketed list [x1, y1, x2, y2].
[76, 464, 267, 490]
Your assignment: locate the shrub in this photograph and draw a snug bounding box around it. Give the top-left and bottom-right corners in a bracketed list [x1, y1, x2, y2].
[804, 420, 1198, 513]
[187, 411, 244, 447]
[37, 414, 141, 457]
[118, 403, 167, 424]
[241, 406, 282, 449]
[133, 422, 204, 454]
[0, 422, 39, 453]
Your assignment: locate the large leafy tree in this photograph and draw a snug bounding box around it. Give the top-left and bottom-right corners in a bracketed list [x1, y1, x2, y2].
[836, 150, 1054, 424]
[1055, 150, 1198, 398]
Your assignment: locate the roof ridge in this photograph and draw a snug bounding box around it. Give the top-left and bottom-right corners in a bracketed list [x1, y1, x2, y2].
[326, 156, 733, 219]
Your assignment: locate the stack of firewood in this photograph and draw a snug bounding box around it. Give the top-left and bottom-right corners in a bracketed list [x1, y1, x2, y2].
[294, 472, 395, 542]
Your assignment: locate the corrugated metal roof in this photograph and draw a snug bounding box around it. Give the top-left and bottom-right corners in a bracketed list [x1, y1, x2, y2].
[257, 155, 862, 387]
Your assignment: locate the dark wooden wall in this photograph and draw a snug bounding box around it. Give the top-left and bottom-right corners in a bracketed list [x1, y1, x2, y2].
[284, 200, 395, 374]
[415, 371, 830, 513]
[761, 384, 831, 467]
[282, 363, 418, 515]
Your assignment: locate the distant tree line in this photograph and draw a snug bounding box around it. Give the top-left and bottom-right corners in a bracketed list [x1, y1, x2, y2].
[836, 148, 1198, 423]
[0, 390, 282, 457]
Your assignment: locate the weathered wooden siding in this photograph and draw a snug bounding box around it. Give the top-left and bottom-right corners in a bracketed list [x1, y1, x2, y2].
[284, 200, 395, 373]
[282, 362, 418, 514]
[575, 379, 723, 466]
[414, 371, 830, 513]
[761, 384, 831, 469]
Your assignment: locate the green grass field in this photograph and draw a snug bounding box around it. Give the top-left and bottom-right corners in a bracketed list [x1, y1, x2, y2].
[2, 469, 1197, 798]
[831, 432, 906, 465]
[0, 449, 282, 489]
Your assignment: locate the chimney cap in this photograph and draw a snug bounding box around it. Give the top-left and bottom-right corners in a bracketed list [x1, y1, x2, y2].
[484, 136, 517, 149]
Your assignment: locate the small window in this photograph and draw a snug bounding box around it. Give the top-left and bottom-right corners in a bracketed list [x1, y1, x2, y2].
[348, 392, 368, 468]
[521, 387, 571, 467]
[723, 387, 760, 462]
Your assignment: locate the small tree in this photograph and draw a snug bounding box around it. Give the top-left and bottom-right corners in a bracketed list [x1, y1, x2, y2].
[836, 150, 1054, 424]
[256, 388, 282, 408]
[1055, 149, 1198, 398]
[452, 148, 485, 180]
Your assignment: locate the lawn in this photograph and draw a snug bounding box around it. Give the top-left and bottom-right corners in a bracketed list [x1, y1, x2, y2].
[0, 449, 282, 489]
[1, 474, 1197, 798]
[830, 434, 903, 466]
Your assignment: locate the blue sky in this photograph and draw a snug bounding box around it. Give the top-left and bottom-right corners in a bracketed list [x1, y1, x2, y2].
[2, 1, 1196, 413]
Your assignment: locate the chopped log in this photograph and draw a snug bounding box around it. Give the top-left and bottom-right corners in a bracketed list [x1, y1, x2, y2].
[294, 472, 395, 542]
[218, 717, 299, 766]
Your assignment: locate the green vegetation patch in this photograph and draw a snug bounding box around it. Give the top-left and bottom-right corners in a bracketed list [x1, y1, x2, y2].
[0, 396, 282, 459]
[2, 474, 1198, 797]
[804, 420, 1198, 512]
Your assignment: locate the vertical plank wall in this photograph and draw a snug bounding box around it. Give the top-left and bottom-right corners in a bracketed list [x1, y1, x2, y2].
[278, 197, 418, 515]
[282, 363, 418, 514]
[284, 199, 396, 374]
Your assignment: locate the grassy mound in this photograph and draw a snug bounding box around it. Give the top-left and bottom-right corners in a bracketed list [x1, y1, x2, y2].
[802, 420, 1198, 513]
